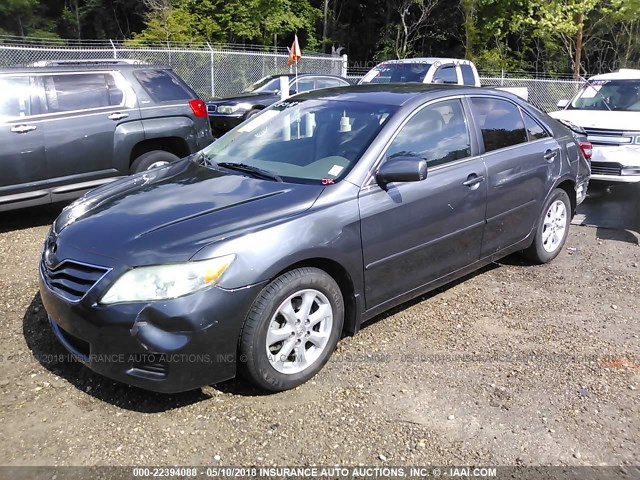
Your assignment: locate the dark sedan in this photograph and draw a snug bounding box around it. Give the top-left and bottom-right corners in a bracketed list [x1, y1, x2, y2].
[39, 84, 591, 393]
[206, 73, 350, 134]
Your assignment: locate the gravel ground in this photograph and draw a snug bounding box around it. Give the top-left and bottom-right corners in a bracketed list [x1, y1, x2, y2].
[0, 202, 638, 467]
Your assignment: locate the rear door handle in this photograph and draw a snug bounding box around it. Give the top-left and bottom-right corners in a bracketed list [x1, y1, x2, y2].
[463, 174, 486, 188]
[10, 124, 37, 134]
[108, 112, 129, 120]
[544, 149, 558, 162]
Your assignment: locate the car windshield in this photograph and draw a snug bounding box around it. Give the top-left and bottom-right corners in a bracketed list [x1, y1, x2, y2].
[201, 99, 398, 184]
[569, 79, 640, 111]
[243, 76, 285, 93]
[360, 63, 432, 84]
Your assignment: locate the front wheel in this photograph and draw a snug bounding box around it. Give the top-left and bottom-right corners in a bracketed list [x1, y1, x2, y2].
[130, 150, 180, 174]
[523, 188, 571, 263]
[238, 267, 344, 391]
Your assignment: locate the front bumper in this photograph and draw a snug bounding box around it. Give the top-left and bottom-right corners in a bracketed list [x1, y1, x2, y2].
[39, 258, 265, 393]
[590, 145, 640, 183]
[208, 113, 244, 134]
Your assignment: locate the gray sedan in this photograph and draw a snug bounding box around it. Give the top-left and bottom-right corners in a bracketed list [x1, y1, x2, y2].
[39, 84, 591, 393]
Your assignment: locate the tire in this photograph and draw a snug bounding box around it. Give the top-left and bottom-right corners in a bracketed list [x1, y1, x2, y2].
[238, 267, 344, 391]
[244, 108, 260, 120]
[130, 150, 180, 174]
[523, 188, 571, 264]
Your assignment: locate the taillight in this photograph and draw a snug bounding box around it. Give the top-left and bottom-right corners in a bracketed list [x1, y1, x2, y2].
[189, 99, 208, 118]
[579, 141, 593, 160]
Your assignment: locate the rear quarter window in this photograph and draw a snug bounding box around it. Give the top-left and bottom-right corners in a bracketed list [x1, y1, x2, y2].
[134, 69, 194, 102]
[461, 65, 477, 86]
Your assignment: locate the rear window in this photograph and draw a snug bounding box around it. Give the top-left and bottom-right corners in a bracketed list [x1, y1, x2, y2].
[134, 69, 194, 102]
[42, 73, 122, 112]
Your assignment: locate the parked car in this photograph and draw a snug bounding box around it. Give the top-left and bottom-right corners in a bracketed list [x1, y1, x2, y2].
[0, 63, 213, 212]
[39, 84, 590, 394]
[359, 58, 529, 100]
[206, 73, 351, 134]
[550, 69, 640, 183]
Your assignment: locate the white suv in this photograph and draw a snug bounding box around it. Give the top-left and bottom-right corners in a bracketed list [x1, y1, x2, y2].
[550, 69, 640, 183]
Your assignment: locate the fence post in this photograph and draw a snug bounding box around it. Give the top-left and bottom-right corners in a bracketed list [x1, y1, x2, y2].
[109, 39, 117, 59]
[207, 42, 215, 97]
[341, 54, 348, 77]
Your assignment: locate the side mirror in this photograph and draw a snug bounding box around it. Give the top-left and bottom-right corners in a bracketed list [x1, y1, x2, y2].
[376, 156, 427, 187]
[557, 99, 569, 109]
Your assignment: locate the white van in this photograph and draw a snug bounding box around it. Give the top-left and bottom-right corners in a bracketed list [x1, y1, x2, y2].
[549, 69, 640, 183]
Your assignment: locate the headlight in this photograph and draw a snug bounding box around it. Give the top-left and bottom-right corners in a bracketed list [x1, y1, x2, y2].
[100, 254, 235, 304]
[217, 103, 252, 114]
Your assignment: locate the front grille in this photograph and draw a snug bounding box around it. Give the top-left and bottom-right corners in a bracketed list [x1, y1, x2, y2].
[584, 127, 625, 137]
[590, 161, 622, 176]
[42, 260, 110, 302]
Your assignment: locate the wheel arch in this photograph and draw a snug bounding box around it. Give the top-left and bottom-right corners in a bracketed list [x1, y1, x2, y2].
[129, 137, 191, 166]
[270, 257, 361, 336]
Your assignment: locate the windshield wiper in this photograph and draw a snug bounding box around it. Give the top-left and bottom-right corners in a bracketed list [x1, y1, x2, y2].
[217, 162, 283, 182]
[192, 151, 214, 167]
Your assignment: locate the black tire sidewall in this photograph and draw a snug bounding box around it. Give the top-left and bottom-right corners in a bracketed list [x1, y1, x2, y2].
[239, 268, 344, 391]
[130, 150, 180, 174]
[530, 189, 571, 263]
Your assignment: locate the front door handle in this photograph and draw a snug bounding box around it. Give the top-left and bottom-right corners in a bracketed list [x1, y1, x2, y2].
[544, 149, 558, 162]
[10, 124, 37, 134]
[108, 112, 129, 120]
[463, 174, 486, 188]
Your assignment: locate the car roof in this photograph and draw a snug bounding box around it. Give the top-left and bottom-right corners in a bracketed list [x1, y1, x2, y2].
[263, 73, 347, 80]
[0, 64, 174, 74]
[589, 69, 640, 81]
[291, 83, 510, 106]
[376, 57, 472, 65]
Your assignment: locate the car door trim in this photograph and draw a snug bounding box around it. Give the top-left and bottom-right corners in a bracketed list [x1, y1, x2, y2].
[0, 189, 50, 204]
[485, 198, 537, 224]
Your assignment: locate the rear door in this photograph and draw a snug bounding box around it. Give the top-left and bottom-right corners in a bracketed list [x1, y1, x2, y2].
[359, 98, 487, 309]
[0, 74, 48, 206]
[37, 70, 140, 199]
[469, 96, 560, 257]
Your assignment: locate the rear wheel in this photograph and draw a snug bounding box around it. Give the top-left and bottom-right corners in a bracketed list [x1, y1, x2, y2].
[238, 267, 344, 391]
[130, 150, 180, 174]
[523, 188, 571, 263]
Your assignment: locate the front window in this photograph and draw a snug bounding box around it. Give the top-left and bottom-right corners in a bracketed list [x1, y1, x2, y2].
[202, 99, 397, 184]
[569, 79, 640, 111]
[360, 63, 432, 84]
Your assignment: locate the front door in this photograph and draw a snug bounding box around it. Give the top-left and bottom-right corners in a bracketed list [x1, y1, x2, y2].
[359, 98, 487, 310]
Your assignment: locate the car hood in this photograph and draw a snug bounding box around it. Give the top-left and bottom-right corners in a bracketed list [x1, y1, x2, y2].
[206, 92, 278, 106]
[549, 109, 640, 131]
[53, 159, 324, 266]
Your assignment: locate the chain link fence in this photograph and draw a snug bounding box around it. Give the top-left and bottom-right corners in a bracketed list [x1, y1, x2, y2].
[0, 38, 583, 111]
[0, 37, 346, 99]
[480, 76, 583, 112]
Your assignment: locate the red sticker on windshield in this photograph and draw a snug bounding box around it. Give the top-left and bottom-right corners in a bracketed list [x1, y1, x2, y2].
[321, 178, 335, 185]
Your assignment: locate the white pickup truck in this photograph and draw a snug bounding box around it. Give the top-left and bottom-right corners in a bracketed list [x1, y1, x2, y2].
[358, 58, 529, 100]
[549, 69, 640, 183]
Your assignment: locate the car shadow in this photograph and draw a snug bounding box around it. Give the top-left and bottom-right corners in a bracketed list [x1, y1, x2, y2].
[0, 203, 65, 234]
[22, 293, 214, 412]
[596, 227, 639, 246]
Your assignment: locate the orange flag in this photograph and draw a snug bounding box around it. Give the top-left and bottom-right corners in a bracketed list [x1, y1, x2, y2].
[288, 34, 302, 66]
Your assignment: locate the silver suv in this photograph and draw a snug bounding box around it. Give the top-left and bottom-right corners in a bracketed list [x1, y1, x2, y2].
[0, 63, 213, 211]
